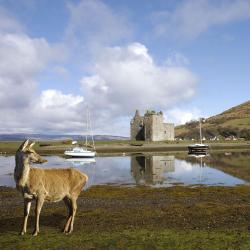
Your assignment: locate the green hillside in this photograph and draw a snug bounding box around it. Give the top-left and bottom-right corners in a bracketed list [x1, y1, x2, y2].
[175, 100, 250, 140]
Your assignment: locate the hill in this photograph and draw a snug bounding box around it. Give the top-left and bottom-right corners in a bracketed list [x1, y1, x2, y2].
[0, 133, 129, 141]
[175, 100, 250, 140]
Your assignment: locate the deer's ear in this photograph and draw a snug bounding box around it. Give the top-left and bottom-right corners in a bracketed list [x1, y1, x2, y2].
[29, 141, 35, 149]
[19, 139, 29, 151]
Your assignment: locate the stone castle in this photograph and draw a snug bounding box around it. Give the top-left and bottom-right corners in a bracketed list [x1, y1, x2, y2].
[130, 110, 174, 141]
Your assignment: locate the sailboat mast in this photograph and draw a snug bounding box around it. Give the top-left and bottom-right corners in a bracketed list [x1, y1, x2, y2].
[85, 105, 95, 150]
[88, 108, 95, 150]
[199, 118, 202, 144]
[85, 106, 88, 148]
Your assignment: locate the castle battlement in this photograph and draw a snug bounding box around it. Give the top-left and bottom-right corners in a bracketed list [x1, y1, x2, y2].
[130, 110, 174, 141]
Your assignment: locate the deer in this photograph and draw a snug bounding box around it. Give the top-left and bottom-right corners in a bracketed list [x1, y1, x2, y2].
[14, 139, 88, 236]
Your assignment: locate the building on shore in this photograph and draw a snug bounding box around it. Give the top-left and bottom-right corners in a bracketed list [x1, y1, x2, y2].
[130, 110, 174, 141]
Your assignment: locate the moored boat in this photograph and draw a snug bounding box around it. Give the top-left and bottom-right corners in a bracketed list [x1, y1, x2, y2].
[188, 143, 209, 154]
[64, 147, 96, 158]
[64, 106, 96, 158]
[187, 118, 209, 154]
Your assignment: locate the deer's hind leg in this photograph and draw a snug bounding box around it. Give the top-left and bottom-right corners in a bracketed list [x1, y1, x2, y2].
[63, 197, 73, 234]
[67, 197, 77, 234]
[20, 199, 31, 235]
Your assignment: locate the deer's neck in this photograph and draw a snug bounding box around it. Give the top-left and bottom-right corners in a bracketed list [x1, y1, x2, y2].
[14, 154, 30, 188]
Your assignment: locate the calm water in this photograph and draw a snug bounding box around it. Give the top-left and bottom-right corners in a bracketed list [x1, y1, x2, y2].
[0, 152, 248, 188]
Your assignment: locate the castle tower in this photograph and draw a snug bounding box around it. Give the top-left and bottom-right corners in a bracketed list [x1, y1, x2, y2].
[130, 110, 145, 140]
[130, 110, 174, 141]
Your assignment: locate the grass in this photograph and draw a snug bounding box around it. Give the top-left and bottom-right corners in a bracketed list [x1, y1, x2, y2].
[223, 118, 250, 129]
[2, 228, 250, 250]
[2, 185, 250, 249]
[0, 140, 249, 155]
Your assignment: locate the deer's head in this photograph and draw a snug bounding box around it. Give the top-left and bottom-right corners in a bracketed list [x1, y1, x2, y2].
[17, 139, 47, 164]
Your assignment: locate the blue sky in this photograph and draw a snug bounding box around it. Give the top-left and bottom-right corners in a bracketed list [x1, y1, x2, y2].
[0, 0, 249, 135]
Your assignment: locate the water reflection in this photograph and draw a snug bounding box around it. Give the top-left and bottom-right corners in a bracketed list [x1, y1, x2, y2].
[131, 155, 175, 185]
[0, 152, 248, 188]
[66, 158, 96, 167]
[187, 153, 208, 167]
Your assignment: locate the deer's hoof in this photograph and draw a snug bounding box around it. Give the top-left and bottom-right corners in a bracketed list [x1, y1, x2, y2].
[20, 231, 25, 236]
[63, 229, 73, 235]
[32, 231, 38, 236]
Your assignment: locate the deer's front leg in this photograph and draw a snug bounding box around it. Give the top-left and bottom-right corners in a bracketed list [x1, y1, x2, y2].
[20, 199, 31, 235]
[32, 196, 44, 236]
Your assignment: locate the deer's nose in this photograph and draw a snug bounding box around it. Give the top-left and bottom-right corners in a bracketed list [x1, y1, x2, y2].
[39, 158, 47, 163]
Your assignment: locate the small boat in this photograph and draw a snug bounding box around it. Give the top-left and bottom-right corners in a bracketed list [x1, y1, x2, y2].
[188, 143, 209, 154]
[64, 147, 95, 158]
[188, 118, 209, 154]
[64, 106, 96, 158]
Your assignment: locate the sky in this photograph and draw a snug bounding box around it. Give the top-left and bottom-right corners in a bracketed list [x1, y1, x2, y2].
[0, 0, 249, 136]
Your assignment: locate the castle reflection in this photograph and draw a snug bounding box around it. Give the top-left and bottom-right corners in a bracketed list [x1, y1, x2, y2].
[131, 155, 175, 185]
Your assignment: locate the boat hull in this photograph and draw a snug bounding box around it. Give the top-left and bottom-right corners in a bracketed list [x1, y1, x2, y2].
[64, 151, 96, 158]
[188, 144, 209, 154]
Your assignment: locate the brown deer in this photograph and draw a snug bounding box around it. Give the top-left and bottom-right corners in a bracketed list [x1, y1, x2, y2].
[14, 139, 88, 236]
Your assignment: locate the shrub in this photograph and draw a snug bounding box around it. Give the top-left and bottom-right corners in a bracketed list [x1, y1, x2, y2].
[130, 142, 143, 146]
[39, 143, 51, 147]
[239, 129, 250, 140]
[62, 140, 72, 145]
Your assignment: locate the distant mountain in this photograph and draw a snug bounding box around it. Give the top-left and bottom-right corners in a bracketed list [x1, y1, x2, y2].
[175, 100, 250, 140]
[0, 133, 129, 141]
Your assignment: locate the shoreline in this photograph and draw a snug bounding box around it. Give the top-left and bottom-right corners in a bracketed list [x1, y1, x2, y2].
[0, 140, 249, 155]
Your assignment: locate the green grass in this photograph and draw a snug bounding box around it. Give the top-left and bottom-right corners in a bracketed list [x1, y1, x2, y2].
[0, 140, 249, 155]
[2, 228, 250, 250]
[222, 118, 250, 129]
[2, 185, 250, 249]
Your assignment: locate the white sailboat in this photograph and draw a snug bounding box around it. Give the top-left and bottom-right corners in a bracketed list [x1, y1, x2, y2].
[64, 107, 96, 158]
[188, 118, 209, 154]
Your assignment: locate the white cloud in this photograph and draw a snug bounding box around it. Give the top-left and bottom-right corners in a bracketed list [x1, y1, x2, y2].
[80, 42, 197, 134]
[30, 90, 85, 133]
[0, 89, 85, 134]
[165, 51, 190, 67]
[0, 32, 53, 111]
[152, 0, 250, 39]
[0, 7, 85, 134]
[0, 7, 23, 32]
[166, 107, 201, 125]
[38, 90, 84, 109]
[66, 0, 131, 54]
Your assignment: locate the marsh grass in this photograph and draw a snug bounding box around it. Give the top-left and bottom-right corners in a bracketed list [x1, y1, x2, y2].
[2, 228, 250, 250]
[1, 185, 250, 249]
[0, 140, 249, 155]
